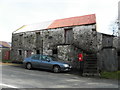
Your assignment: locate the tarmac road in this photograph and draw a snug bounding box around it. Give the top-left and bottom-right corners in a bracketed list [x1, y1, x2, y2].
[0, 63, 119, 89]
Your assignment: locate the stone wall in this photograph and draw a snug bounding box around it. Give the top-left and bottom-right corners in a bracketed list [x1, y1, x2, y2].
[23, 32, 36, 50]
[102, 34, 113, 48]
[11, 32, 36, 61]
[12, 33, 23, 49]
[97, 34, 118, 71]
[36, 31, 43, 54]
[12, 32, 36, 50]
[57, 45, 83, 68]
[11, 23, 119, 71]
[42, 28, 65, 55]
[12, 25, 98, 62]
[98, 48, 118, 71]
[73, 25, 98, 53]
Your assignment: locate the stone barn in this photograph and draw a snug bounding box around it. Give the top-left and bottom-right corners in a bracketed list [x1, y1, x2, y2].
[11, 14, 119, 74]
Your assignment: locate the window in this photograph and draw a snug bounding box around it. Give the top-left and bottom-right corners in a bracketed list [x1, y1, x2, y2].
[18, 50, 22, 55]
[19, 34, 23, 36]
[36, 50, 40, 54]
[41, 55, 51, 61]
[52, 49, 58, 54]
[41, 55, 47, 61]
[31, 55, 40, 60]
[64, 28, 73, 44]
[48, 36, 53, 39]
[36, 32, 40, 35]
[118, 52, 120, 56]
[92, 28, 96, 31]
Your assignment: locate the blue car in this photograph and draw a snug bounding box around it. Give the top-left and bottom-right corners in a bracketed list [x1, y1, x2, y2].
[23, 54, 72, 73]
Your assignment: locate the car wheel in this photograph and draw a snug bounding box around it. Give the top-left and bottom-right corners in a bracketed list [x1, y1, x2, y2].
[26, 63, 32, 70]
[53, 65, 60, 73]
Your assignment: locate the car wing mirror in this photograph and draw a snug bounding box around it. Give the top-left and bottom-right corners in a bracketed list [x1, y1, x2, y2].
[46, 59, 50, 62]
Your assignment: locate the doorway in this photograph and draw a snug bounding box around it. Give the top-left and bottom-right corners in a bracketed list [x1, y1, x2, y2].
[64, 28, 73, 44]
[36, 50, 40, 54]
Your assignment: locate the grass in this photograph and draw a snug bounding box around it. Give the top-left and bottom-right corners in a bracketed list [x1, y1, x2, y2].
[2, 59, 12, 63]
[100, 71, 120, 80]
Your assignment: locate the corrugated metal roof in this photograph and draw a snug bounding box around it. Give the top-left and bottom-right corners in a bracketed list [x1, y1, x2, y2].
[13, 14, 96, 33]
[47, 14, 96, 29]
[14, 21, 54, 33]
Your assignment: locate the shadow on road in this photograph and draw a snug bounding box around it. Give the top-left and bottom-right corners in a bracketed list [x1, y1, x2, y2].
[10, 63, 83, 76]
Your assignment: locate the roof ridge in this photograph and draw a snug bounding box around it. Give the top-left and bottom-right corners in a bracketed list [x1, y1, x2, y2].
[54, 14, 95, 21]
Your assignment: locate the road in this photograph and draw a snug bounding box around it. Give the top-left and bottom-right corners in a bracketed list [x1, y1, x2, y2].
[0, 64, 119, 89]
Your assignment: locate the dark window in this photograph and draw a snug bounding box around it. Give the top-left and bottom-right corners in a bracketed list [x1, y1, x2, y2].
[48, 36, 53, 39]
[31, 55, 40, 60]
[92, 28, 96, 31]
[18, 50, 22, 55]
[36, 32, 40, 35]
[36, 50, 40, 54]
[19, 34, 23, 36]
[118, 52, 120, 56]
[52, 49, 58, 54]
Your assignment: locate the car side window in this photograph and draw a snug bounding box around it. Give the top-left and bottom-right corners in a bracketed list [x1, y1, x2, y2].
[41, 55, 51, 61]
[31, 55, 40, 60]
[41, 55, 47, 61]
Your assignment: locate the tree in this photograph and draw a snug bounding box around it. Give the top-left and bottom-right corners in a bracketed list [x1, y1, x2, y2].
[110, 19, 119, 36]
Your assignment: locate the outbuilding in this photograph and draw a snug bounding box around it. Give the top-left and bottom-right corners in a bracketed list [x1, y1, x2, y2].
[11, 14, 119, 74]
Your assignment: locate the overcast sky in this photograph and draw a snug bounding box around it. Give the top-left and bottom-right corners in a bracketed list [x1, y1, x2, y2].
[0, 0, 119, 42]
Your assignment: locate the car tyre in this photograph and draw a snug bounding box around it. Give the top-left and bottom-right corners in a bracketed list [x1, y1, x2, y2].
[53, 65, 60, 73]
[26, 63, 32, 70]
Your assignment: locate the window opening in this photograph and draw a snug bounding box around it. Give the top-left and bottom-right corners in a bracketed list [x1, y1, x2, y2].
[64, 28, 73, 44]
[36, 50, 40, 54]
[31, 55, 40, 60]
[18, 50, 22, 55]
[52, 49, 58, 54]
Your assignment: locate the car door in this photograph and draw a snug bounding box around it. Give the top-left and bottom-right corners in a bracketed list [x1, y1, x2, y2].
[31, 55, 42, 68]
[40, 55, 53, 70]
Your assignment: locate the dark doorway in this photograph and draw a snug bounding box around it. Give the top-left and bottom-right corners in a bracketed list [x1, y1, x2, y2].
[36, 50, 40, 54]
[18, 50, 22, 55]
[64, 28, 73, 44]
[52, 49, 58, 55]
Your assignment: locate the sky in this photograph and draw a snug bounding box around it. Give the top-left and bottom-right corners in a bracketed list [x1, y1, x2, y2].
[0, 0, 119, 42]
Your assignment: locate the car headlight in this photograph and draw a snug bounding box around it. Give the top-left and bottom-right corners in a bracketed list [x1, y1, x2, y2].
[63, 64, 69, 67]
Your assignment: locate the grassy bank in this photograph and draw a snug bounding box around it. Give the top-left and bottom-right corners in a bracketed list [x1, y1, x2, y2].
[2, 59, 12, 63]
[100, 71, 120, 80]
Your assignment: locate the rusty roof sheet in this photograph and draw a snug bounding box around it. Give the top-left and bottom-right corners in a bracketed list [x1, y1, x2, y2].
[47, 14, 96, 29]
